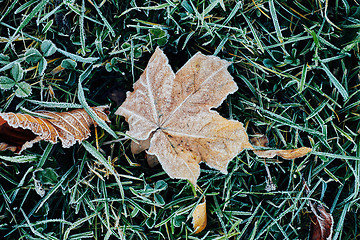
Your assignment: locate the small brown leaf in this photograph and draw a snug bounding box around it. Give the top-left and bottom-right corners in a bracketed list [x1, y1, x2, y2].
[0, 106, 110, 153]
[192, 198, 207, 234]
[146, 154, 159, 168]
[254, 147, 312, 159]
[251, 134, 311, 159]
[303, 180, 334, 240]
[310, 203, 334, 240]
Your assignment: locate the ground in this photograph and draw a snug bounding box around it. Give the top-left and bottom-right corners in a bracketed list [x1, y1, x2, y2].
[0, 0, 359, 239]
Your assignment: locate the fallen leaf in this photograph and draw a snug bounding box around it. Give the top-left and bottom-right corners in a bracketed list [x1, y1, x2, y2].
[310, 203, 334, 240]
[251, 134, 311, 159]
[116, 48, 312, 185]
[303, 180, 334, 240]
[0, 106, 109, 153]
[192, 198, 207, 234]
[254, 147, 312, 159]
[146, 154, 159, 168]
[116, 47, 253, 185]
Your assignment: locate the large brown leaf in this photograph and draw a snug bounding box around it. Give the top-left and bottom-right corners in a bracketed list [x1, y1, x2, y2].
[116, 47, 253, 185]
[116, 48, 312, 185]
[0, 106, 109, 153]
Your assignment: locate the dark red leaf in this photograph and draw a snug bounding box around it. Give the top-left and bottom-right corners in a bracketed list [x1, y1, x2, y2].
[310, 203, 334, 240]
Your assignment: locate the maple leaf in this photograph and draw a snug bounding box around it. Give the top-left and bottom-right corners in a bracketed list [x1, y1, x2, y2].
[117, 48, 312, 185]
[0, 106, 109, 153]
[116, 47, 253, 185]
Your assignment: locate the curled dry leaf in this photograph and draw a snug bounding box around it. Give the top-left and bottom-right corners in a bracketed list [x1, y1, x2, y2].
[250, 134, 311, 160]
[117, 48, 312, 185]
[303, 180, 334, 240]
[310, 204, 334, 240]
[146, 154, 159, 168]
[192, 198, 207, 234]
[116, 47, 253, 185]
[250, 133, 269, 147]
[0, 106, 110, 153]
[254, 147, 312, 159]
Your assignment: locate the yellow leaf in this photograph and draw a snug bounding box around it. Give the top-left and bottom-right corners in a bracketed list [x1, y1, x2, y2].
[192, 198, 207, 234]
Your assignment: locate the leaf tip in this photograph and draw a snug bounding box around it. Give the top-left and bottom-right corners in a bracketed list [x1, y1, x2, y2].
[192, 198, 207, 234]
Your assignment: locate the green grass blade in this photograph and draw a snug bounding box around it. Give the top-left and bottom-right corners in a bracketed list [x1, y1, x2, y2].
[27, 99, 82, 108]
[0, 155, 38, 163]
[91, 1, 115, 37]
[5, 0, 50, 51]
[77, 80, 118, 139]
[320, 62, 349, 100]
[0, 0, 19, 22]
[269, 0, 283, 43]
[57, 48, 98, 63]
[299, 63, 307, 92]
[80, 0, 86, 56]
[37, 143, 53, 168]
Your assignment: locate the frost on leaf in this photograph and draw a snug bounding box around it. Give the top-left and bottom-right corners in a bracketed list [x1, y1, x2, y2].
[116, 47, 253, 185]
[310, 204, 334, 240]
[304, 180, 334, 240]
[0, 106, 110, 153]
[116, 47, 312, 185]
[250, 133, 312, 159]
